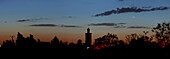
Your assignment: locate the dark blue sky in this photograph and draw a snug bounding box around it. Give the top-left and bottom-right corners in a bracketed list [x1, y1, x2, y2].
[0, 0, 170, 44]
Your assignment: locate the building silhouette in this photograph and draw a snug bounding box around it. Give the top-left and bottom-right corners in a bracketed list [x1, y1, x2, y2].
[51, 36, 60, 48]
[85, 28, 92, 48]
[37, 39, 50, 48]
[16, 32, 37, 48]
[2, 39, 15, 48]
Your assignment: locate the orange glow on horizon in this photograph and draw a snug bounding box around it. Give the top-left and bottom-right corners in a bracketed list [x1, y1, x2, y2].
[0, 27, 153, 45]
[0, 32, 154, 45]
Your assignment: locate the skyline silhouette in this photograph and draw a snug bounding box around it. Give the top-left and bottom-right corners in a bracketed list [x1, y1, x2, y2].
[1, 22, 170, 46]
[0, 0, 170, 45]
[0, 0, 170, 56]
[1, 22, 170, 47]
[1, 22, 170, 56]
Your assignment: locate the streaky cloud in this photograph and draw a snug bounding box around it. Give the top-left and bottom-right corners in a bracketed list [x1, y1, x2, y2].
[114, 25, 126, 28]
[17, 18, 48, 22]
[88, 22, 127, 26]
[127, 26, 151, 29]
[89, 23, 117, 26]
[142, 6, 152, 8]
[117, 23, 127, 25]
[118, 0, 124, 2]
[30, 24, 57, 27]
[93, 6, 170, 17]
[29, 24, 82, 28]
[60, 25, 82, 28]
[17, 19, 30, 22]
[88, 23, 151, 29]
[114, 25, 151, 29]
[63, 16, 75, 18]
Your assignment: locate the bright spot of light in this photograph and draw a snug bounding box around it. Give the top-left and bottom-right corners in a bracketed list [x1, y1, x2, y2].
[87, 47, 90, 49]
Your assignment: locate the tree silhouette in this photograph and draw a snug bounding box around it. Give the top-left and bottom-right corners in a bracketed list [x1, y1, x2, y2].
[125, 33, 139, 43]
[152, 22, 170, 43]
[94, 33, 119, 49]
[77, 39, 82, 45]
[126, 33, 153, 48]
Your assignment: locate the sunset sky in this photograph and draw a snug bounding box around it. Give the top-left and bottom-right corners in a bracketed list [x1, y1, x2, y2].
[0, 0, 170, 45]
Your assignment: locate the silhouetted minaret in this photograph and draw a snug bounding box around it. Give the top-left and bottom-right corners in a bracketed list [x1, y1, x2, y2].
[87, 28, 90, 33]
[85, 28, 92, 48]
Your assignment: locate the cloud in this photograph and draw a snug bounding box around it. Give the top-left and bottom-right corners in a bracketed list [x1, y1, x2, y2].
[60, 25, 81, 28]
[29, 24, 57, 27]
[127, 26, 151, 29]
[88, 23, 126, 26]
[114, 25, 151, 29]
[17, 19, 30, 22]
[117, 23, 127, 25]
[93, 6, 170, 17]
[17, 18, 48, 22]
[89, 23, 117, 26]
[88, 23, 151, 29]
[59, 16, 76, 19]
[142, 6, 152, 8]
[66, 16, 74, 18]
[29, 24, 81, 28]
[118, 0, 124, 2]
[114, 25, 126, 28]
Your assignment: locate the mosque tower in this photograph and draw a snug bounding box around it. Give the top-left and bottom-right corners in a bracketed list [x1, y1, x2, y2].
[85, 28, 92, 48]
